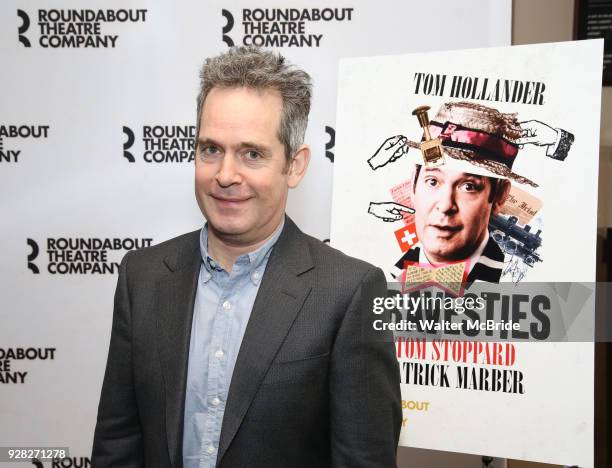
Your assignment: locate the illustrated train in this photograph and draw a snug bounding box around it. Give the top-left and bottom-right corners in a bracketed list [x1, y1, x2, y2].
[489, 214, 542, 267]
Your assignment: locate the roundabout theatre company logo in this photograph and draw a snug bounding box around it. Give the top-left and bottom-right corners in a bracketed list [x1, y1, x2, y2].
[0, 347, 55, 385]
[0, 124, 49, 163]
[123, 125, 195, 163]
[221, 7, 354, 47]
[26, 237, 153, 275]
[16, 8, 147, 48]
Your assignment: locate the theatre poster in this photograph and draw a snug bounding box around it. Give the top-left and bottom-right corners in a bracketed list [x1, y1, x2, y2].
[331, 40, 603, 466]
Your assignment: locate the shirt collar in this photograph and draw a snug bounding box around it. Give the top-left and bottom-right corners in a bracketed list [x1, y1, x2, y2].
[199, 217, 285, 277]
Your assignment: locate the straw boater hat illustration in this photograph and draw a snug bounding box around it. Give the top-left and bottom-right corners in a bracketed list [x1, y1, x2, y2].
[407, 101, 537, 187]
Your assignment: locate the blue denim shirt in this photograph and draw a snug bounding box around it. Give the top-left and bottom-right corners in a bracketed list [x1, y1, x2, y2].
[182, 220, 284, 468]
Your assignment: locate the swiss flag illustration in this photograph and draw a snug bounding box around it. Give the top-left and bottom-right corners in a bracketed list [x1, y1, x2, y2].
[394, 223, 418, 253]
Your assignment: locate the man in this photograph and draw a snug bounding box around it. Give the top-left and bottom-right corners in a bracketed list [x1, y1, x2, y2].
[92, 46, 401, 467]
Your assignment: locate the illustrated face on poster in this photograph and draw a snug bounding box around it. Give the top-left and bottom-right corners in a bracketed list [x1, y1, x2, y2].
[331, 41, 602, 467]
[367, 100, 574, 286]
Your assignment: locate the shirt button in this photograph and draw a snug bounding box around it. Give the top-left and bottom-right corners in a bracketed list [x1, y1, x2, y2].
[211, 397, 221, 406]
[222, 300, 231, 310]
[207, 445, 216, 454]
[215, 349, 224, 358]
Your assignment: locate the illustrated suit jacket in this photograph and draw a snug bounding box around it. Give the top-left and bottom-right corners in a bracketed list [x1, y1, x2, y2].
[92, 216, 402, 467]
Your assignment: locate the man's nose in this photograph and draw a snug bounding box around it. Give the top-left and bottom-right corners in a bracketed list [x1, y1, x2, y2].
[215, 154, 242, 187]
[434, 185, 457, 214]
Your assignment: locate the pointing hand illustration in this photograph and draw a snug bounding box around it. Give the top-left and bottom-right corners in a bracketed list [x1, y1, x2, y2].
[368, 202, 414, 222]
[367, 135, 409, 170]
[516, 120, 558, 147]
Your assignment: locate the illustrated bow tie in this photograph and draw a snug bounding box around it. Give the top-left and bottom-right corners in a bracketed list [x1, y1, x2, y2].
[402, 261, 468, 296]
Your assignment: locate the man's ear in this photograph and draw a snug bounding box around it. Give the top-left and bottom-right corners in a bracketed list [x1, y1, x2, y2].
[287, 144, 310, 188]
[492, 179, 512, 215]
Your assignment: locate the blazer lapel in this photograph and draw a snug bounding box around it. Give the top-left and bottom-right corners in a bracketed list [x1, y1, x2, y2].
[217, 217, 314, 464]
[155, 231, 201, 467]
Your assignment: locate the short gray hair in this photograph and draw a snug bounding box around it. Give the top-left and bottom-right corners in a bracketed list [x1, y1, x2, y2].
[196, 46, 312, 162]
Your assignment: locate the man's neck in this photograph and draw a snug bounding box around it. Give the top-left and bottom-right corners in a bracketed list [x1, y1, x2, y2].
[207, 218, 284, 272]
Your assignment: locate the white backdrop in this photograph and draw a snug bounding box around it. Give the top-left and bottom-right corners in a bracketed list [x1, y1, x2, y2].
[0, 1, 510, 465]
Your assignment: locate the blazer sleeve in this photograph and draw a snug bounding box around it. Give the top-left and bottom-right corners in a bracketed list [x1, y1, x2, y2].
[92, 252, 144, 467]
[329, 266, 402, 467]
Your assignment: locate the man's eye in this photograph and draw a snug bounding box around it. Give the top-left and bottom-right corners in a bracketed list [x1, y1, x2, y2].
[202, 146, 220, 155]
[424, 177, 438, 187]
[459, 181, 482, 192]
[199, 145, 221, 158]
[244, 150, 261, 161]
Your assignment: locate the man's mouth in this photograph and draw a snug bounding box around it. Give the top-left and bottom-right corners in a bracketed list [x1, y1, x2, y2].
[429, 224, 462, 234]
[210, 194, 252, 204]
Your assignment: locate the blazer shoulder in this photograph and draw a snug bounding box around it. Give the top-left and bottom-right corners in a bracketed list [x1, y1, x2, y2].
[295, 233, 387, 316]
[123, 229, 200, 274]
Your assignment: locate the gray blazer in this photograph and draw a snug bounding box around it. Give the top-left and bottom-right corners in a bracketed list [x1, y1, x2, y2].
[92, 217, 401, 467]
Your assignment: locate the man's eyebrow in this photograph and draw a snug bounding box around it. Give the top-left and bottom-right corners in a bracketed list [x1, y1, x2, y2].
[462, 172, 485, 180]
[197, 137, 220, 147]
[196, 138, 272, 155]
[238, 141, 273, 155]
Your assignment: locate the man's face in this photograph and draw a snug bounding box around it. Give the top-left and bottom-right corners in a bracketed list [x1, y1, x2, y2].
[195, 86, 307, 245]
[413, 167, 499, 264]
